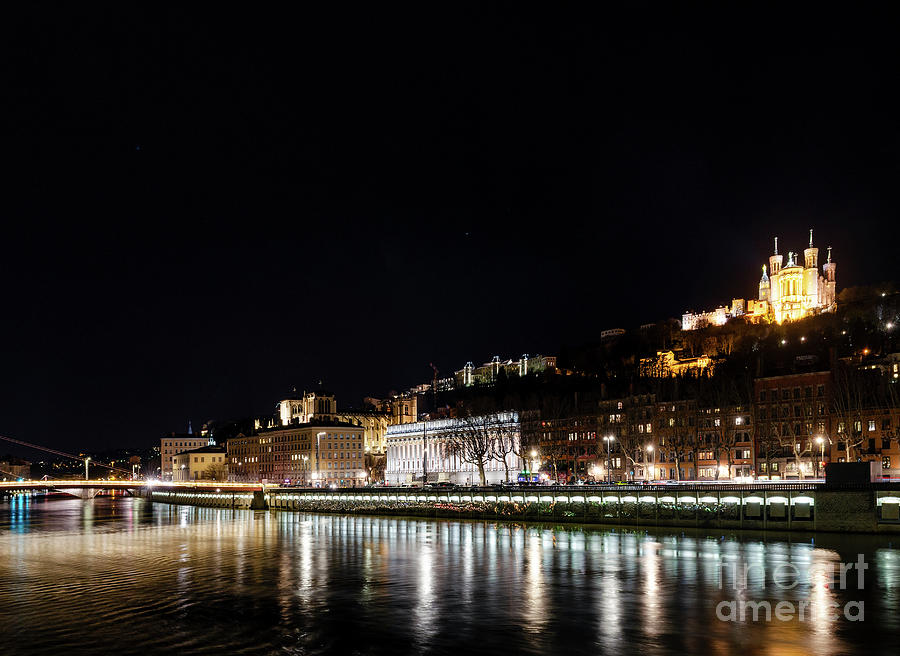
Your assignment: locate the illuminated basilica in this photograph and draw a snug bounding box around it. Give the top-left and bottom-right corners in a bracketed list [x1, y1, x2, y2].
[759, 230, 836, 324]
[683, 230, 836, 330]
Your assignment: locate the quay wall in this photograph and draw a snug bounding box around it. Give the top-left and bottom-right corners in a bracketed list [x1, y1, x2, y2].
[140, 484, 900, 534]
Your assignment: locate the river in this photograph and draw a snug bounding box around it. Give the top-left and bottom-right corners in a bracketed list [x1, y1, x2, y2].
[2, 495, 899, 655]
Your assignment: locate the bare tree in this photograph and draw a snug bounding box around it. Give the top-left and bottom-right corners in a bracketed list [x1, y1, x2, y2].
[598, 400, 645, 482]
[489, 413, 520, 483]
[518, 393, 577, 482]
[754, 405, 783, 478]
[776, 416, 814, 480]
[510, 408, 539, 476]
[366, 452, 385, 483]
[697, 374, 751, 480]
[832, 362, 875, 461]
[444, 408, 495, 485]
[656, 400, 697, 481]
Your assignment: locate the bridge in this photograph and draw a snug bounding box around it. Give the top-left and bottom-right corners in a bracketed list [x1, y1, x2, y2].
[0, 479, 263, 500]
[0, 431, 267, 503]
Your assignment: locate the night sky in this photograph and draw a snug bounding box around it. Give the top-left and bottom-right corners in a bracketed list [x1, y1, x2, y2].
[3, 6, 899, 452]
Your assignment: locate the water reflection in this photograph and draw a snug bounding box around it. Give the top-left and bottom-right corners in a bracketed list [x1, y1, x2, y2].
[0, 497, 898, 655]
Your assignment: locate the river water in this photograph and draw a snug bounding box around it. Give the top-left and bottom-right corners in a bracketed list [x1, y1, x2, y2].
[2, 495, 899, 655]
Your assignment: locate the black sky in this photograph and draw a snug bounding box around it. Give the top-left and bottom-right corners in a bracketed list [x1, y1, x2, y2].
[2, 5, 899, 453]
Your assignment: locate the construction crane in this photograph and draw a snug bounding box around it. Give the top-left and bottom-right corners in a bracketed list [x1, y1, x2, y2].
[429, 362, 439, 392]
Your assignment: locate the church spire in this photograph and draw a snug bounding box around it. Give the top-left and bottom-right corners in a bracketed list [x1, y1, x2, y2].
[809, 228, 813, 247]
[827, 246, 832, 263]
[774, 236, 778, 255]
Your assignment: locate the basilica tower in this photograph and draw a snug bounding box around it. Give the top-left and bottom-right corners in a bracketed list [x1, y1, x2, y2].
[758, 265, 769, 300]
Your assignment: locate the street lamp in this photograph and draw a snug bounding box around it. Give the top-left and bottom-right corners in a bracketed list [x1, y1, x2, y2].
[180, 463, 186, 482]
[815, 436, 830, 478]
[84, 457, 91, 481]
[301, 454, 309, 487]
[646, 445, 654, 482]
[530, 450, 538, 479]
[316, 432, 326, 487]
[603, 436, 614, 483]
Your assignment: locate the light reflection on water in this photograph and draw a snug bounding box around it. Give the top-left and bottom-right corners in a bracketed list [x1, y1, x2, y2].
[0, 496, 898, 655]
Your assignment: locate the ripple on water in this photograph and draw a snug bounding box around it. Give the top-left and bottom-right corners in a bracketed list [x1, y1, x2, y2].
[2, 497, 900, 656]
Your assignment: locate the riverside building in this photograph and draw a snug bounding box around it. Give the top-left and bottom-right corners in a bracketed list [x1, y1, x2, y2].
[385, 412, 521, 486]
[228, 420, 366, 486]
[160, 427, 214, 480]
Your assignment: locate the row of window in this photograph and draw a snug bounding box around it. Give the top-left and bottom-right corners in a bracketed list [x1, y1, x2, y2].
[176, 456, 224, 464]
[758, 404, 828, 419]
[836, 419, 892, 433]
[697, 449, 752, 460]
[759, 385, 826, 402]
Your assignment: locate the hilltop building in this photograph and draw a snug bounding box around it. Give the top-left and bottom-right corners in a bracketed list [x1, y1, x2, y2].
[400, 354, 558, 396]
[760, 231, 837, 324]
[639, 350, 716, 377]
[683, 230, 836, 330]
[455, 354, 557, 387]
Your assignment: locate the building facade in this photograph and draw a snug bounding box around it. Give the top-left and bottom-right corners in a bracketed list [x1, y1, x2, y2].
[276, 388, 415, 455]
[639, 350, 716, 377]
[695, 406, 754, 480]
[172, 445, 228, 482]
[228, 420, 367, 486]
[753, 371, 833, 479]
[454, 355, 558, 388]
[160, 432, 214, 480]
[385, 412, 521, 485]
[532, 394, 752, 483]
[0, 458, 31, 481]
[761, 231, 837, 324]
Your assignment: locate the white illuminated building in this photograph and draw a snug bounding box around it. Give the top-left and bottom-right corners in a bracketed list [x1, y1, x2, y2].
[385, 412, 521, 486]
